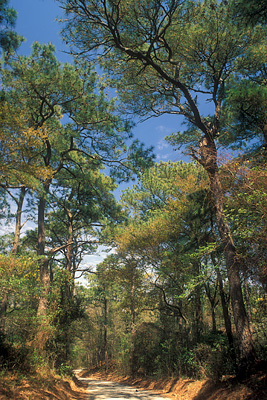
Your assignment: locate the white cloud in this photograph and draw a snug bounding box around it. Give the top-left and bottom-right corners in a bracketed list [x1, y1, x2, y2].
[157, 139, 169, 151]
[156, 153, 172, 161]
[156, 125, 172, 134]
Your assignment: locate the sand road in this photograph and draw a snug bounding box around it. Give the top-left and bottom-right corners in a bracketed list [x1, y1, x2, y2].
[77, 375, 168, 400]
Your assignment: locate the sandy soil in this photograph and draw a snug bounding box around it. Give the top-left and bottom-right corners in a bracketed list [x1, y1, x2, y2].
[77, 375, 169, 400]
[78, 368, 267, 400]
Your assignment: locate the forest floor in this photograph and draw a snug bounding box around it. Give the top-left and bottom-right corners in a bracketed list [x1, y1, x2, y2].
[0, 366, 266, 400]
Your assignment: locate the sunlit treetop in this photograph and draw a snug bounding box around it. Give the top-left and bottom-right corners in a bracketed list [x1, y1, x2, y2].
[112, 161, 209, 257]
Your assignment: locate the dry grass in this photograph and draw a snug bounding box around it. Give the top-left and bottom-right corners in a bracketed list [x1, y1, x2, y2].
[0, 371, 88, 400]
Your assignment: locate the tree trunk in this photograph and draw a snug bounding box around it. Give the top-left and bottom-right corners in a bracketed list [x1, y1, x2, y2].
[130, 272, 136, 336]
[12, 186, 26, 255]
[37, 182, 51, 317]
[35, 180, 53, 355]
[202, 139, 256, 374]
[1, 187, 26, 333]
[204, 280, 218, 333]
[217, 269, 234, 348]
[66, 218, 73, 274]
[194, 262, 202, 341]
[65, 212, 74, 300]
[0, 293, 7, 333]
[217, 268, 237, 371]
[129, 261, 137, 375]
[103, 295, 108, 371]
[244, 276, 253, 335]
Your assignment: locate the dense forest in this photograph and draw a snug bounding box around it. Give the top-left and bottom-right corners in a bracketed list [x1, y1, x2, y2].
[0, 0, 267, 387]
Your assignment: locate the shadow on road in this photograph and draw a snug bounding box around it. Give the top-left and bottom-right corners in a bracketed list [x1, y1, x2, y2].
[76, 376, 168, 400]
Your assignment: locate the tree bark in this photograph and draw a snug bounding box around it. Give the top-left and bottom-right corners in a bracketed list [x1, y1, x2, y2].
[244, 275, 253, 335]
[37, 181, 51, 317]
[37, 192, 50, 316]
[0, 293, 7, 333]
[129, 261, 137, 375]
[202, 139, 256, 374]
[205, 281, 218, 333]
[66, 214, 73, 274]
[130, 268, 136, 336]
[12, 186, 27, 255]
[103, 295, 108, 371]
[193, 262, 202, 341]
[65, 211, 74, 300]
[35, 180, 53, 354]
[217, 269, 234, 348]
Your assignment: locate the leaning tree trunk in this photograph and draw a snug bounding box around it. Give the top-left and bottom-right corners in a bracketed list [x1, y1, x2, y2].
[201, 137, 256, 375]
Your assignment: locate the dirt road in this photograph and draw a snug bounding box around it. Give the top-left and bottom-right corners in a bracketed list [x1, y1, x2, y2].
[77, 376, 168, 400]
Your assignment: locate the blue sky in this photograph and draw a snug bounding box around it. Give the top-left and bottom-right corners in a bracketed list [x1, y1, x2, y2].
[10, 0, 186, 165]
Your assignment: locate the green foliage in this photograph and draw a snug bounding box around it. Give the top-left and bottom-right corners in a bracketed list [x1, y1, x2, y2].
[233, 0, 267, 26]
[222, 160, 267, 290]
[0, 254, 41, 303]
[0, 254, 43, 371]
[0, 252, 88, 372]
[0, 0, 23, 54]
[191, 333, 235, 380]
[1, 42, 154, 189]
